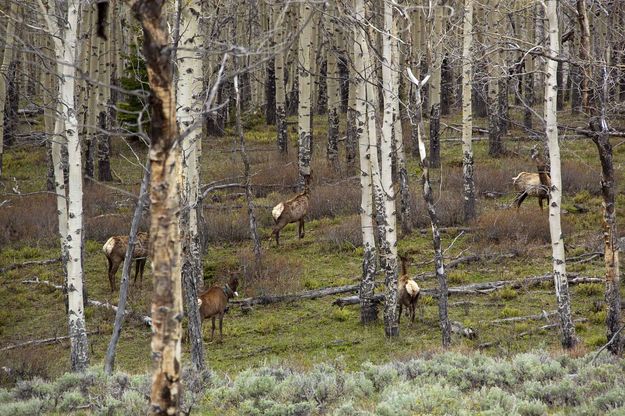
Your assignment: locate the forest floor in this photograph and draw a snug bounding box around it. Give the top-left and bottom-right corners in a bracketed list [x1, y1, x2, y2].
[1, 107, 625, 390]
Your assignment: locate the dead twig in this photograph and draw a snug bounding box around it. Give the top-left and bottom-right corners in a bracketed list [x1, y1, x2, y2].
[0, 257, 62, 274]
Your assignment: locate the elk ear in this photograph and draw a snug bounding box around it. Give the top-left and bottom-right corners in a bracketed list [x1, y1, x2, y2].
[96, 1, 109, 40]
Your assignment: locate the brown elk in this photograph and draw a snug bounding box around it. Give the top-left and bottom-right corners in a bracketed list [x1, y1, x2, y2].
[398, 256, 421, 324]
[512, 148, 551, 210]
[102, 232, 149, 292]
[198, 276, 239, 342]
[271, 174, 311, 246]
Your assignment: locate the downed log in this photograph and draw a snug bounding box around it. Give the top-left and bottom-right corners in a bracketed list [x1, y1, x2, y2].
[332, 274, 602, 307]
[1, 331, 100, 352]
[87, 299, 152, 327]
[414, 252, 518, 281]
[231, 283, 363, 308]
[478, 318, 588, 349]
[22, 277, 152, 327]
[489, 310, 557, 324]
[0, 257, 62, 274]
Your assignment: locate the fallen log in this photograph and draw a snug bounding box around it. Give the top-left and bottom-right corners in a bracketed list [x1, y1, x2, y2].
[332, 274, 602, 307]
[231, 283, 363, 308]
[489, 310, 557, 324]
[22, 277, 152, 327]
[414, 252, 518, 281]
[478, 318, 588, 349]
[87, 299, 152, 327]
[0, 257, 62, 274]
[1, 331, 100, 352]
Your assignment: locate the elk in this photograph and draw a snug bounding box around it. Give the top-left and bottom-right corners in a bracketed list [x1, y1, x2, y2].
[271, 174, 311, 246]
[512, 148, 551, 210]
[102, 232, 149, 292]
[198, 276, 239, 342]
[398, 256, 421, 324]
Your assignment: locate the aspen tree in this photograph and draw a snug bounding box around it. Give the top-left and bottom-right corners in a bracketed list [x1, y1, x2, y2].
[177, 0, 205, 372]
[461, 0, 475, 221]
[354, 0, 377, 324]
[543, 0, 577, 350]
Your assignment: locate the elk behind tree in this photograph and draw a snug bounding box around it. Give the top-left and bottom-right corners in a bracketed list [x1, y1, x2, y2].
[198, 276, 239, 342]
[102, 232, 149, 292]
[271, 174, 311, 246]
[512, 148, 551, 210]
[398, 256, 420, 324]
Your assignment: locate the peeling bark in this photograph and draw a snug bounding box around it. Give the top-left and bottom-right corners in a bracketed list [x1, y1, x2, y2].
[354, 0, 377, 325]
[131, 0, 184, 412]
[544, 0, 577, 350]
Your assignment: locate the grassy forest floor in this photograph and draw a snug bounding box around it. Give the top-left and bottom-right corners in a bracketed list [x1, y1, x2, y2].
[1, 107, 625, 412]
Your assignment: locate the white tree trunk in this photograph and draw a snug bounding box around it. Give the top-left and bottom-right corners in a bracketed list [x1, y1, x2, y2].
[354, 0, 377, 324]
[61, 0, 89, 372]
[380, 0, 399, 338]
[274, 2, 288, 153]
[176, 0, 205, 372]
[297, 1, 313, 186]
[0, 0, 18, 177]
[462, 0, 476, 221]
[544, 0, 577, 350]
[326, 0, 340, 168]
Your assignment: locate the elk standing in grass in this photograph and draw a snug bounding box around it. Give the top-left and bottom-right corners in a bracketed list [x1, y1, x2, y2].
[512, 148, 551, 210]
[398, 256, 421, 324]
[271, 174, 311, 246]
[102, 232, 149, 292]
[198, 276, 239, 342]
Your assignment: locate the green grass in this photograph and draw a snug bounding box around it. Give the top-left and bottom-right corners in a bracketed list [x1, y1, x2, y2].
[0, 109, 623, 388]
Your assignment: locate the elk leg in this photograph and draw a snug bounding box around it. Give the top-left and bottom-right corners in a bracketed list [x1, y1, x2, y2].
[210, 317, 216, 341]
[274, 229, 280, 246]
[538, 197, 544, 210]
[218, 312, 224, 343]
[136, 258, 146, 287]
[109, 259, 120, 292]
[299, 219, 305, 238]
[398, 304, 402, 324]
[410, 304, 415, 323]
[514, 192, 528, 209]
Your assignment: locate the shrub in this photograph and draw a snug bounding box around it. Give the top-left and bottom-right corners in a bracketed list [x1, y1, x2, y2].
[204, 207, 253, 243]
[407, 188, 465, 228]
[309, 183, 360, 220]
[319, 215, 362, 251]
[473, 209, 573, 249]
[561, 160, 601, 195]
[0, 195, 57, 247]
[236, 248, 304, 296]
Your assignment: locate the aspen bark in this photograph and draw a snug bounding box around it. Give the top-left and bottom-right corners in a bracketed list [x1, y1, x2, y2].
[177, 0, 205, 372]
[544, 0, 577, 350]
[0, 0, 18, 177]
[393, 11, 411, 235]
[60, 0, 89, 372]
[326, 0, 340, 168]
[523, 5, 535, 129]
[130, 0, 184, 412]
[487, 0, 505, 157]
[408, 69, 451, 348]
[98, 11, 113, 182]
[354, 0, 377, 324]
[274, 2, 288, 154]
[577, 0, 591, 113]
[462, 0, 475, 222]
[591, 60, 621, 354]
[429, 1, 443, 168]
[298, 1, 313, 187]
[380, 0, 399, 338]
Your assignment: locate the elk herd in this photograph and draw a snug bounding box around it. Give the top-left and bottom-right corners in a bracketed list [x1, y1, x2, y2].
[101, 151, 550, 342]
